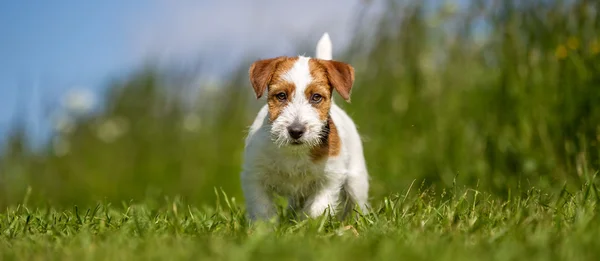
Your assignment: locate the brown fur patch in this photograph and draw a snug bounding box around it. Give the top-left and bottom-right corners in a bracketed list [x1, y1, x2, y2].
[305, 82, 331, 121]
[307, 60, 332, 121]
[249, 56, 298, 121]
[248, 56, 299, 98]
[249, 56, 284, 99]
[310, 59, 355, 102]
[310, 117, 341, 162]
[267, 81, 295, 122]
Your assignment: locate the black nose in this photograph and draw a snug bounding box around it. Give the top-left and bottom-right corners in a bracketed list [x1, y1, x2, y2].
[287, 123, 306, 140]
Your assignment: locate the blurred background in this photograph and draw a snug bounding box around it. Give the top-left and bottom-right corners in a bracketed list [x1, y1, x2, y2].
[0, 0, 599, 208]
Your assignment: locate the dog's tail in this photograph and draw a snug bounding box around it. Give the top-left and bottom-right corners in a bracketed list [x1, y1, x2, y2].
[316, 32, 332, 60]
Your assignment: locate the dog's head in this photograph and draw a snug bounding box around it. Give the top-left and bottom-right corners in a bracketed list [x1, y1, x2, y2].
[248, 56, 354, 148]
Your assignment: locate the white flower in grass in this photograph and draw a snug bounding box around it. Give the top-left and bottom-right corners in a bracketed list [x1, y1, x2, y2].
[63, 88, 96, 114]
[96, 117, 130, 143]
[183, 114, 202, 132]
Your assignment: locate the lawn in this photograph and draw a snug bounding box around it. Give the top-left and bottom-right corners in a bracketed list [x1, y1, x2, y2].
[1, 1, 599, 260]
[2, 183, 599, 261]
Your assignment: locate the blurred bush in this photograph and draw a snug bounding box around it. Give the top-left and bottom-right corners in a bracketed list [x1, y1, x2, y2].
[1, 0, 599, 208]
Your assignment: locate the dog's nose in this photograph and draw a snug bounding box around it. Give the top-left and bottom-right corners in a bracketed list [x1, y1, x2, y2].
[287, 123, 306, 140]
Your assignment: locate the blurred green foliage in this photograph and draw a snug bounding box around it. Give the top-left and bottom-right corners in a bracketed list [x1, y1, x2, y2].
[1, 0, 599, 208]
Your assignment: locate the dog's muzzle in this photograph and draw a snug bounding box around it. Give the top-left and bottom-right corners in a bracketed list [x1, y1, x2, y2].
[287, 121, 306, 141]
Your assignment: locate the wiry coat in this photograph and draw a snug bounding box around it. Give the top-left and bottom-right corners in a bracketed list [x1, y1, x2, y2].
[241, 33, 369, 221]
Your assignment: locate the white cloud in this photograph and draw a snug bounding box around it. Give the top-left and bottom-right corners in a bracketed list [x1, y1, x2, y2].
[128, 0, 381, 75]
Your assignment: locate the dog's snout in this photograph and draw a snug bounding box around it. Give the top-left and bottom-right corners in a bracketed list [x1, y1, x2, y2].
[287, 122, 306, 140]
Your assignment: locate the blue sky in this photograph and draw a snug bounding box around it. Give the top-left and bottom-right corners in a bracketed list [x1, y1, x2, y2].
[1, 0, 469, 148]
[0, 2, 154, 146]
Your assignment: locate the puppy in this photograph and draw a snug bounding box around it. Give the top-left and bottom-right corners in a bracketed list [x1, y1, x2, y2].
[241, 33, 369, 221]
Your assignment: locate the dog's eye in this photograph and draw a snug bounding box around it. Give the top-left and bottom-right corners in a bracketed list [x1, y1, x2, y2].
[276, 92, 287, 101]
[310, 94, 323, 103]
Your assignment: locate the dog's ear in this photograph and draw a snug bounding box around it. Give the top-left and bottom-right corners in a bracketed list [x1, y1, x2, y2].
[318, 59, 355, 102]
[249, 56, 286, 99]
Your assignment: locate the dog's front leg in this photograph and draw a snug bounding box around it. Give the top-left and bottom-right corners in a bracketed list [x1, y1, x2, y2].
[241, 174, 276, 221]
[303, 185, 342, 218]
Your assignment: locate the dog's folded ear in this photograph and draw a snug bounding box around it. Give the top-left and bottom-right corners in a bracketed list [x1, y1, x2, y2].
[249, 56, 286, 99]
[317, 60, 355, 102]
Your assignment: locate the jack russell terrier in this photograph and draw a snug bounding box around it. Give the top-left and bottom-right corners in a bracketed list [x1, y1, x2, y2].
[241, 32, 369, 221]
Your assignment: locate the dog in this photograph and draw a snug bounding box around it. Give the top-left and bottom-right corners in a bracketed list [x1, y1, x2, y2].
[241, 32, 369, 221]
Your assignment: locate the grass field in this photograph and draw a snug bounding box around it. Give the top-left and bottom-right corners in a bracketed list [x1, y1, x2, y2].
[2, 182, 600, 261]
[1, 0, 600, 260]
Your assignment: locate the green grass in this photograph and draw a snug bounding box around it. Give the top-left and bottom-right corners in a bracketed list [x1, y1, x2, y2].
[1, 1, 600, 260]
[2, 183, 600, 261]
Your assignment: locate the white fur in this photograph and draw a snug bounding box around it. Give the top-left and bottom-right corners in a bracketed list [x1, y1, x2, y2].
[316, 33, 332, 60]
[241, 33, 369, 221]
[270, 57, 323, 148]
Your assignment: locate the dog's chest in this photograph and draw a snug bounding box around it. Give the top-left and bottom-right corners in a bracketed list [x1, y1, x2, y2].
[259, 151, 326, 196]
